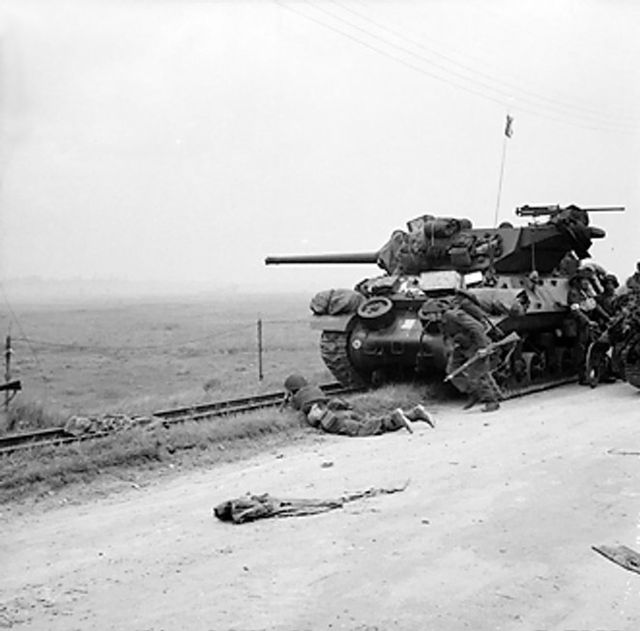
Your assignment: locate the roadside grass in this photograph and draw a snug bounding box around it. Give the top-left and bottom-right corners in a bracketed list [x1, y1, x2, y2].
[6, 400, 67, 432]
[0, 294, 459, 504]
[0, 384, 443, 504]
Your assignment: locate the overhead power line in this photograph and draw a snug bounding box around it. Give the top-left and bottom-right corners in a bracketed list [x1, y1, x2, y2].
[275, 0, 640, 134]
[332, 0, 640, 126]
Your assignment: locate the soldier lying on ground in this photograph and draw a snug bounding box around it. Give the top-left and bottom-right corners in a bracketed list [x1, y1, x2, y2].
[283, 374, 435, 437]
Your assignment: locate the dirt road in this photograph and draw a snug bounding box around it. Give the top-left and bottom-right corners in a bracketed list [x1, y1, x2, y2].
[2, 383, 640, 630]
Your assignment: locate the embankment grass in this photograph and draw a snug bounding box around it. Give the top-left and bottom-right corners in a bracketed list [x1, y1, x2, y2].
[0, 384, 441, 504]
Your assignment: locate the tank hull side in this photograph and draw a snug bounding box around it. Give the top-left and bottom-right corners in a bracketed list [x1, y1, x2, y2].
[347, 314, 449, 377]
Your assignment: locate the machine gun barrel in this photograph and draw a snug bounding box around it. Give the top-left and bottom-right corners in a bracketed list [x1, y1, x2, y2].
[265, 252, 379, 265]
[516, 204, 625, 217]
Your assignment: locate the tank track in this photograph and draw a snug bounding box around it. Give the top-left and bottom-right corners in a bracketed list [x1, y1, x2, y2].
[320, 331, 368, 387]
[624, 362, 640, 389]
[493, 346, 579, 398]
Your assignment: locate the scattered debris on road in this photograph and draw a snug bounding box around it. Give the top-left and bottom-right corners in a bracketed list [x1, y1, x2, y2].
[214, 481, 409, 524]
[607, 448, 640, 456]
[592, 544, 640, 574]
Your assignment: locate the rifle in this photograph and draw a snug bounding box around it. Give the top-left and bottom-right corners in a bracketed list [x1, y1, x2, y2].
[444, 332, 520, 383]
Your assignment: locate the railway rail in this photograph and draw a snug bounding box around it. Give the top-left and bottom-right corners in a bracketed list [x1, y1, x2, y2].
[0, 382, 358, 456]
[0, 377, 577, 456]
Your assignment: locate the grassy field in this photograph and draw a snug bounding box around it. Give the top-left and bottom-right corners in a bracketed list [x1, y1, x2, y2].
[0, 291, 447, 502]
[0, 292, 331, 431]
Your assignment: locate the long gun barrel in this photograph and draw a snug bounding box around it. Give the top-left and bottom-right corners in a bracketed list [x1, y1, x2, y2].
[516, 204, 625, 217]
[265, 252, 380, 265]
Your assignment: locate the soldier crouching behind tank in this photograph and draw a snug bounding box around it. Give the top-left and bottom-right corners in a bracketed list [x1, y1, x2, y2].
[283, 374, 435, 437]
[420, 299, 501, 412]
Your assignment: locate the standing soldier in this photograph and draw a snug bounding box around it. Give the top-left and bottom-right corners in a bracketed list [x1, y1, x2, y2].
[597, 274, 619, 317]
[567, 274, 602, 384]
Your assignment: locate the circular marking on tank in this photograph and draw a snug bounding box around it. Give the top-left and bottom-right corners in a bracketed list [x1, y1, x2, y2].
[352, 339, 362, 350]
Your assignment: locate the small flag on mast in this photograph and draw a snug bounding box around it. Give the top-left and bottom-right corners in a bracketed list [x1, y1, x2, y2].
[504, 114, 514, 138]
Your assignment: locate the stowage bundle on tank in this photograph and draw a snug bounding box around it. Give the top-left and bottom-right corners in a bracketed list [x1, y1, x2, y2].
[266, 203, 626, 394]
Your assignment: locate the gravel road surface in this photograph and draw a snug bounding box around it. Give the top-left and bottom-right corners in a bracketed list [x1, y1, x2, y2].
[2, 383, 640, 630]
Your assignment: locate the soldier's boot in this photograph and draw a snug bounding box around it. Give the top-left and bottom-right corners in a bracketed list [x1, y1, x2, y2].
[390, 408, 414, 434]
[405, 405, 435, 428]
[462, 394, 480, 410]
[481, 401, 500, 412]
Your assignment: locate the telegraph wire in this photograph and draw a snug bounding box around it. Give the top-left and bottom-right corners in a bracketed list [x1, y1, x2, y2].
[12, 322, 258, 353]
[274, 0, 509, 105]
[331, 0, 640, 126]
[9, 318, 311, 353]
[303, 0, 639, 132]
[275, 0, 639, 134]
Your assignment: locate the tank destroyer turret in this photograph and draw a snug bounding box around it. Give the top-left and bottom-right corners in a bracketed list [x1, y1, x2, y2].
[266, 204, 623, 393]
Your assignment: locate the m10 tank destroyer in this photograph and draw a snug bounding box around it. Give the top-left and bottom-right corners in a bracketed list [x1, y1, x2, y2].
[266, 204, 623, 393]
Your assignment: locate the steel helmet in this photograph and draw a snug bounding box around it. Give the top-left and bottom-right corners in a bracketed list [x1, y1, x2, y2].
[284, 373, 308, 394]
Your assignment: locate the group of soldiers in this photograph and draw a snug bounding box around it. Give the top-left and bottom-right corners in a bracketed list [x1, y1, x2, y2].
[284, 261, 640, 438]
[567, 261, 640, 384]
[283, 289, 503, 440]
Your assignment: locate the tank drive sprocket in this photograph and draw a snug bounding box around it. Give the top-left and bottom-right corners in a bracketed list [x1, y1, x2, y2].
[320, 331, 368, 387]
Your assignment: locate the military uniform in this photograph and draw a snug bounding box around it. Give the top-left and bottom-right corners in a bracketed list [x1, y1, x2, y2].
[441, 307, 501, 410]
[306, 399, 410, 437]
[567, 278, 600, 383]
[626, 267, 640, 293]
[283, 373, 435, 437]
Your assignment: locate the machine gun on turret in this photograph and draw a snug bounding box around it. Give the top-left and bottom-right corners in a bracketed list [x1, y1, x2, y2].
[516, 204, 625, 219]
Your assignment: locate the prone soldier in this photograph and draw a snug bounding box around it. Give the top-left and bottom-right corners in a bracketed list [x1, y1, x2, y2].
[283, 374, 435, 437]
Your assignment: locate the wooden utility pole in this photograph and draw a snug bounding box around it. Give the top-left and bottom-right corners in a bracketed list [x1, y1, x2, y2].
[4, 334, 11, 418]
[257, 318, 264, 381]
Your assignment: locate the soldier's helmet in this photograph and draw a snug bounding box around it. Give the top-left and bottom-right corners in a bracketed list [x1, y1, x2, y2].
[604, 274, 619, 289]
[284, 373, 308, 394]
[418, 299, 448, 332]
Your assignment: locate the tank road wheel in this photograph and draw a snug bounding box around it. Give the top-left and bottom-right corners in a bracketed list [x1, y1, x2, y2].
[508, 351, 543, 387]
[523, 351, 546, 384]
[356, 297, 394, 331]
[510, 354, 530, 387]
[623, 362, 640, 389]
[319, 331, 368, 387]
[585, 342, 608, 388]
[559, 347, 576, 376]
[546, 347, 564, 377]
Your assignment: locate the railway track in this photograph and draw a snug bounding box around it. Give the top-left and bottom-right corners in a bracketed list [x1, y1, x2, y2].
[0, 377, 578, 456]
[152, 382, 354, 425]
[0, 382, 358, 456]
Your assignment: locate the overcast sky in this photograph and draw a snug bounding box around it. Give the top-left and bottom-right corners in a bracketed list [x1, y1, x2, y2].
[1, 0, 639, 296]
